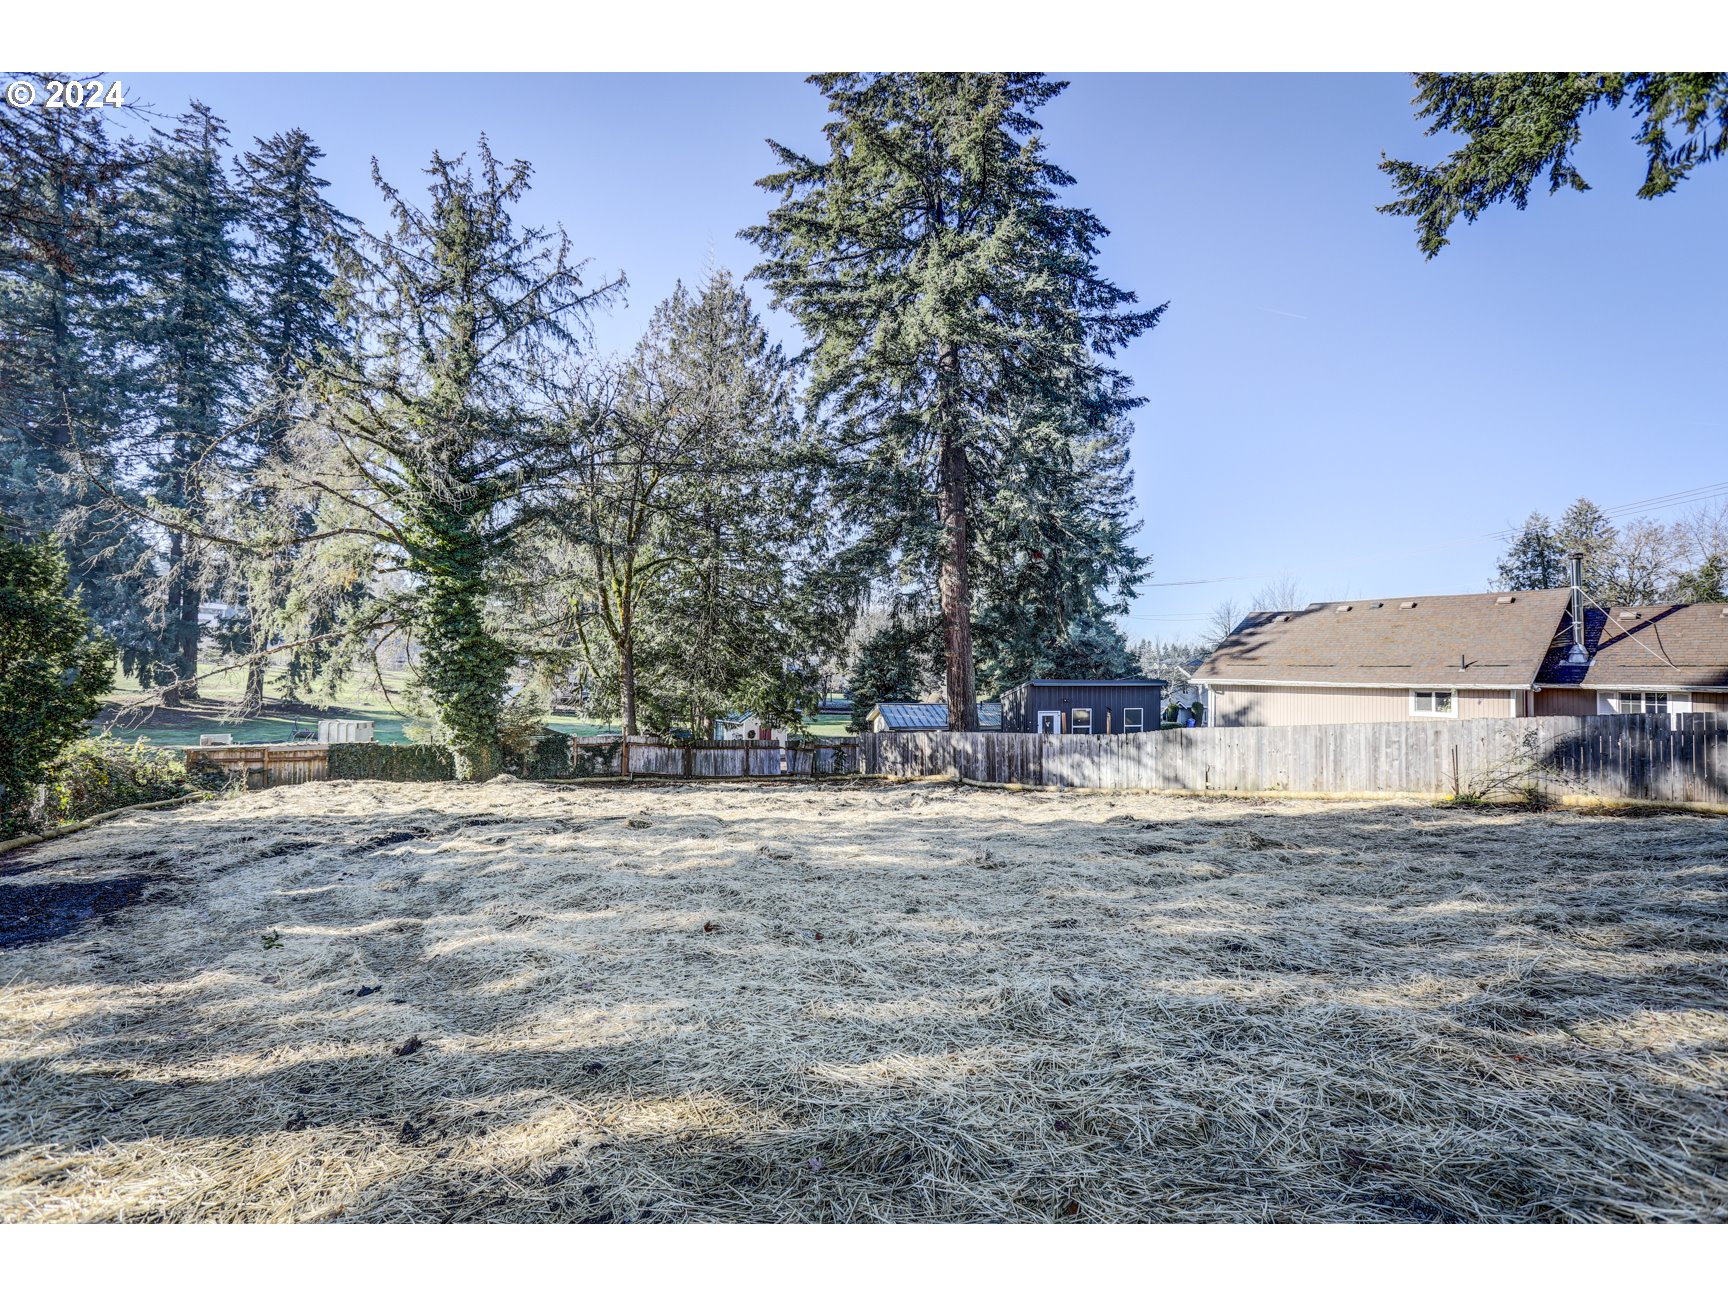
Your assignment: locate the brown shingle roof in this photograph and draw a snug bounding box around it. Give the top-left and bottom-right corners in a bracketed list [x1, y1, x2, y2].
[1535, 604, 1728, 690]
[1192, 587, 1574, 688]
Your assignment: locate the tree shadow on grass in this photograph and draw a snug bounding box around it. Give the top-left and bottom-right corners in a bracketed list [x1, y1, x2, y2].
[1, 783, 1725, 1221]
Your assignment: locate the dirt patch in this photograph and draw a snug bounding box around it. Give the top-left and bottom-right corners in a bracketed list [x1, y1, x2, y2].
[1, 781, 1725, 1222]
[0, 838, 179, 949]
[0, 874, 157, 949]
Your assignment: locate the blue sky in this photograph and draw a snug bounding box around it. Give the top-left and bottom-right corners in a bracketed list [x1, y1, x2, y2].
[117, 72, 1728, 641]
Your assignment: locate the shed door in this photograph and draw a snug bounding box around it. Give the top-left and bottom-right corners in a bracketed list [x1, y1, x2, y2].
[1037, 710, 1063, 735]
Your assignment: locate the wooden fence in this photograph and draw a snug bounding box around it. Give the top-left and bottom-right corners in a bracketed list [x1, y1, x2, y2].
[180, 717, 1728, 807]
[185, 742, 331, 789]
[577, 736, 866, 779]
[861, 715, 1728, 806]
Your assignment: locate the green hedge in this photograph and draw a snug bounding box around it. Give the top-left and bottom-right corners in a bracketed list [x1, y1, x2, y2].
[327, 742, 454, 782]
[568, 737, 622, 778]
[508, 730, 577, 779]
[324, 734, 580, 783]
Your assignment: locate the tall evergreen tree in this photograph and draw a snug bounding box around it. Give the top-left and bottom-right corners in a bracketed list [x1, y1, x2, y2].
[1673, 553, 1726, 603]
[1382, 74, 1728, 257]
[1555, 498, 1619, 599]
[1037, 612, 1138, 680]
[1492, 510, 1566, 591]
[286, 140, 622, 777]
[971, 408, 1148, 691]
[623, 271, 836, 736]
[747, 73, 1162, 729]
[228, 128, 354, 708]
[0, 74, 159, 680]
[236, 129, 351, 446]
[845, 613, 941, 732]
[538, 270, 828, 736]
[130, 102, 248, 702]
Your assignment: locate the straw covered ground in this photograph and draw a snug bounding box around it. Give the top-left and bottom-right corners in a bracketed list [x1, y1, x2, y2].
[2, 778, 1725, 1222]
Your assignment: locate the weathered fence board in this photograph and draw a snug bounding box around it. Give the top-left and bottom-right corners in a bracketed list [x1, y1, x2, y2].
[864, 715, 1728, 806]
[186, 743, 330, 789]
[182, 718, 1726, 805]
[573, 736, 868, 780]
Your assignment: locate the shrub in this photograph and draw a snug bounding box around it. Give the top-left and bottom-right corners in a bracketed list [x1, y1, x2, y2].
[0, 536, 117, 836]
[569, 737, 623, 777]
[23, 738, 207, 835]
[327, 743, 454, 782]
[1445, 730, 1562, 808]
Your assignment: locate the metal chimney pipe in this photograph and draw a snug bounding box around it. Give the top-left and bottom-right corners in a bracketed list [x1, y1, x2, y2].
[1564, 550, 1589, 665]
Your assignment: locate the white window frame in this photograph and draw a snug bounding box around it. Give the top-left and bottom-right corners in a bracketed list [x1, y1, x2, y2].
[1070, 707, 1092, 735]
[1036, 710, 1063, 735]
[1600, 691, 1689, 716]
[1122, 707, 1145, 733]
[1409, 688, 1457, 718]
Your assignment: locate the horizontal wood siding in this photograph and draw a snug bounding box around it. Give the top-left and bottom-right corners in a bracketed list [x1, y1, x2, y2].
[1210, 684, 1514, 727]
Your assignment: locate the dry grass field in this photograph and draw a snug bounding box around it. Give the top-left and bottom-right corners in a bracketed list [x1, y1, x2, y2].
[2, 778, 1725, 1222]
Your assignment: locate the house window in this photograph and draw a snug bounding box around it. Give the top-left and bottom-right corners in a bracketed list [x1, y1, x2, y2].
[1411, 689, 1455, 716]
[1070, 707, 1092, 734]
[1123, 707, 1145, 733]
[1616, 692, 1670, 715]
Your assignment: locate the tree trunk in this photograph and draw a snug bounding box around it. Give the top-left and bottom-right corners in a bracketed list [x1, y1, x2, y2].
[242, 650, 266, 713]
[936, 345, 978, 731]
[160, 527, 200, 705]
[620, 625, 638, 736]
[176, 568, 201, 701]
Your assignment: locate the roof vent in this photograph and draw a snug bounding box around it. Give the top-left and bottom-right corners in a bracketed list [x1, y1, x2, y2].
[1335, 604, 1354, 612]
[1370, 601, 1384, 608]
[1272, 613, 1291, 622]
[1495, 595, 1515, 604]
[1399, 601, 1417, 609]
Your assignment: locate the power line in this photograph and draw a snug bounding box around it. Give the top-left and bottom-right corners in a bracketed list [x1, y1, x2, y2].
[1124, 479, 1728, 621]
[1486, 482, 1728, 541]
[1137, 575, 1260, 587]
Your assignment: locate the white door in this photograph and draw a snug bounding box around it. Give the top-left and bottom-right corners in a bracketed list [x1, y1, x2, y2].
[1037, 711, 1062, 735]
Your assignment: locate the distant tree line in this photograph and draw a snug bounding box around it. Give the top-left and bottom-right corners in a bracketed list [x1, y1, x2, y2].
[1491, 497, 1727, 605]
[1, 72, 1159, 776]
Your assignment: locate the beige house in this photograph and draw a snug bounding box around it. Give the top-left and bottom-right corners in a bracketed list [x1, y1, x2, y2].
[1194, 578, 1728, 727]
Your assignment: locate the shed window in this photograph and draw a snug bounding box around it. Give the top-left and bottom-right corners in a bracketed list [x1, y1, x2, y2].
[1411, 689, 1455, 716]
[1122, 707, 1145, 733]
[1070, 707, 1092, 734]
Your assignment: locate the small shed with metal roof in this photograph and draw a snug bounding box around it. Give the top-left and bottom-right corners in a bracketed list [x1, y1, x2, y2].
[865, 700, 1004, 732]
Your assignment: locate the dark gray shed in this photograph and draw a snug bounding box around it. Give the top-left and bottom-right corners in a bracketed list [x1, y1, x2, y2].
[998, 678, 1168, 735]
